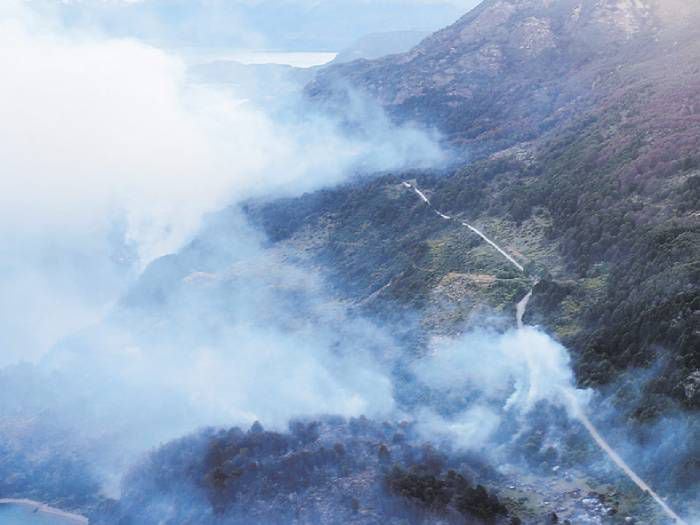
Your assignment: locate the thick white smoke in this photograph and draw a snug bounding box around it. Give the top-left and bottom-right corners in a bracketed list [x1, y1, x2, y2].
[412, 326, 592, 450]
[0, 0, 434, 495]
[0, 0, 443, 365]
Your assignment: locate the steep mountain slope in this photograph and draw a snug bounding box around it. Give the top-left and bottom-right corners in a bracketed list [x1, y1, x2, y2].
[67, 1, 700, 521]
[253, 0, 700, 415]
[307, 0, 700, 153]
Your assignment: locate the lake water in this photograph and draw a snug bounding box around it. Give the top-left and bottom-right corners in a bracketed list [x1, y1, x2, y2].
[0, 504, 82, 525]
[181, 48, 337, 68]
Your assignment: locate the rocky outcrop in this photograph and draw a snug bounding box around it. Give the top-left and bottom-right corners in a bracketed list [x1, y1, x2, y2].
[306, 0, 700, 153]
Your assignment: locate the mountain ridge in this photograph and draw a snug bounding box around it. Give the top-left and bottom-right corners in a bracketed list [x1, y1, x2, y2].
[306, 0, 700, 154]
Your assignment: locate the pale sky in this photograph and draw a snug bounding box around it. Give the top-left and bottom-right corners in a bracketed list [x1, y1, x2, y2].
[40, 0, 484, 51]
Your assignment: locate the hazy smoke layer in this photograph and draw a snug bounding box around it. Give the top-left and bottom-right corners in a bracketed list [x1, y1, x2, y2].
[0, 0, 451, 501]
[2, 3, 695, 523]
[0, 0, 443, 365]
[5, 213, 397, 494]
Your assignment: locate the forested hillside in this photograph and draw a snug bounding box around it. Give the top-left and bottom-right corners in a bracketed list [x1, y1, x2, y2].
[252, 0, 700, 415]
[91, 419, 515, 525]
[3, 1, 698, 524]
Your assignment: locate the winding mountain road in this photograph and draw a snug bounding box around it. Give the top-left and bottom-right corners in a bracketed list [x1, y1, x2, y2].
[563, 397, 688, 525]
[402, 180, 687, 525]
[402, 182, 525, 273]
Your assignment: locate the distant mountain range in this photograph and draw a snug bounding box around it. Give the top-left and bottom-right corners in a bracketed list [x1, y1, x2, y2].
[331, 30, 431, 64]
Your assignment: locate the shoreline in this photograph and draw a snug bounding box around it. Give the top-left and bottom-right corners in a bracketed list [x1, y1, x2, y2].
[0, 499, 88, 524]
